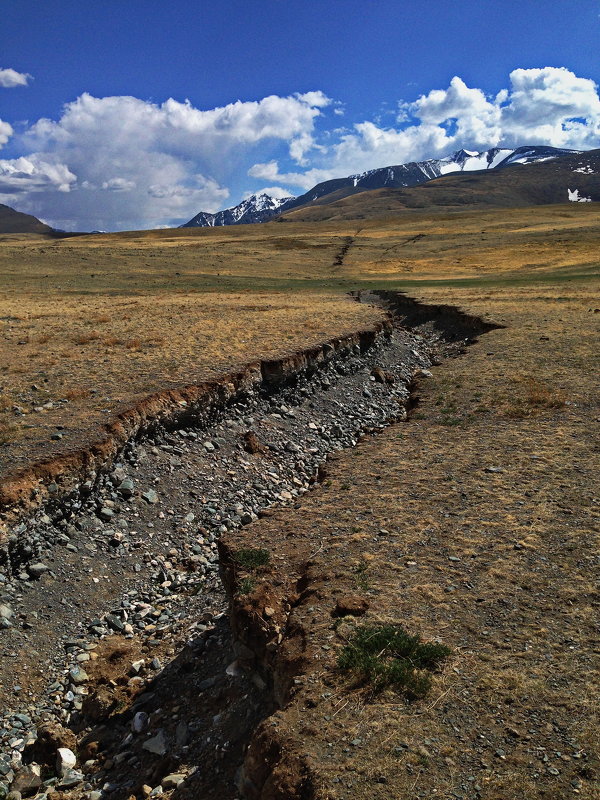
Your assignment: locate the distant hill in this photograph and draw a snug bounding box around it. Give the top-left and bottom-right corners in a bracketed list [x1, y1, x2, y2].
[0, 203, 53, 235]
[279, 149, 600, 222]
[180, 146, 580, 228]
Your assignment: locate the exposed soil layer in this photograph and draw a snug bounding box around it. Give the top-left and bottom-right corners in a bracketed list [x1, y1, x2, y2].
[0, 293, 490, 799]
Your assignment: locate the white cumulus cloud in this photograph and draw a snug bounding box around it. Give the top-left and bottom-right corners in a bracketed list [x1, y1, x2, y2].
[252, 67, 600, 191]
[0, 68, 32, 88]
[242, 185, 294, 200]
[101, 178, 136, 192]
[0, 155, 76, 194]
[0, 119, 13, 148]
[2, 90, 330, 229]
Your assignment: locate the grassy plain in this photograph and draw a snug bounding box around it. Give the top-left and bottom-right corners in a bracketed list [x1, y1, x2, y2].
[0, 202, 598, 493]
[0, 200, 599, 796]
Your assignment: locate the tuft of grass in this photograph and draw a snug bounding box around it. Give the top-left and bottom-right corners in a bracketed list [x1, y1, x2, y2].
[353, 560, 370, 591]
[234, 547, 270, 569]
[237, 577, 256, 595]
[504, 377, 567, 418]
[337, 624, 451, 699]
[74, 331, 101, 345]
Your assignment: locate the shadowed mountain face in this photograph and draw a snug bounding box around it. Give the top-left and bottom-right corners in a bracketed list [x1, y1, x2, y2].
[279, 149, 600, 222]
[180, 146, 581, 228]
[0, 204, 53, 235]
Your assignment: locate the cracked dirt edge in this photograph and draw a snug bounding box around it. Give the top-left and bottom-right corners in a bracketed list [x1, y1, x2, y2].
[0, 320, 394, 539]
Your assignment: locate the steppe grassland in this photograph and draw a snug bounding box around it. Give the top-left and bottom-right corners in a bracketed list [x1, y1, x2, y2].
[0, 203, 598, 480]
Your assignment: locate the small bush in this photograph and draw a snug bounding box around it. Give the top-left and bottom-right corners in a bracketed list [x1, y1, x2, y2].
[63, 387, 91, 401]
[353, 561, 370, 591]
[234, 547, 270, 569]
[337, 624, 451, 699]
[0, 420, 19, 445]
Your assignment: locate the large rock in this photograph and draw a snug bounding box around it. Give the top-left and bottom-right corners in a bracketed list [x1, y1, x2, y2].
[10, 765, 41, 796]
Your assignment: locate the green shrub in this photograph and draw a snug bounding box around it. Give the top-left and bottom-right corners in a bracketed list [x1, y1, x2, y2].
[337, 624, 451, 699]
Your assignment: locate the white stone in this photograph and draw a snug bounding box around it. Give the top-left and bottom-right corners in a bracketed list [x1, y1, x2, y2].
[57, 747, 77, 776]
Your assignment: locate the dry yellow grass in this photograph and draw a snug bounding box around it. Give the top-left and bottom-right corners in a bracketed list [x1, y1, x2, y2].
[0, 203, 598, 493]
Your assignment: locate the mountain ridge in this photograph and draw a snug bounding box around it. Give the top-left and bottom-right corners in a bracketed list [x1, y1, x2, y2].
[181, 192, 291, 228]
[279, 147, 600, 222]
[179, 145, 581, 227]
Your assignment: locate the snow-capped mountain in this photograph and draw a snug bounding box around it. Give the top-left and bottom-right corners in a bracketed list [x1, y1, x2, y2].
[181, 193, 293, 227]
[281, 146, 580, 212]
[180, 146, 580, 227]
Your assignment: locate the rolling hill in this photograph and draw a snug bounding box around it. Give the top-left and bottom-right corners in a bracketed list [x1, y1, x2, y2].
[0, 203, 53, 235]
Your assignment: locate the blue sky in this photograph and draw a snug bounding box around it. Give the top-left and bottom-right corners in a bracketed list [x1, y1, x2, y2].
[1, 0, 599, 230]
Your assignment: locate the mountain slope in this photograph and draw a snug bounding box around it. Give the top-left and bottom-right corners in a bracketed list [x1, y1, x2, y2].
[0, 203, 53, 235]
[181, 193, 292, 227]
[179, 146, 579, 228]
[279, 149, 600, 222]
[278, 146, 578, 214]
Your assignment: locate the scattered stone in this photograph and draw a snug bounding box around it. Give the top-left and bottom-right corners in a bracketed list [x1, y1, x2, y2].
[26, 564, 49, 579]
[56, 748, 77, 777]
[142, 730, 167, 756]
[10, 764, 41, 796]
[242, 431, 264, 454]
[57, 769, 84, 788]
[118, 478, 135, 499]
[141, 490, 159, 505]
[161, 774, 185, 789]
[132, 712, 149, 733]
[69, 666, 89, 685]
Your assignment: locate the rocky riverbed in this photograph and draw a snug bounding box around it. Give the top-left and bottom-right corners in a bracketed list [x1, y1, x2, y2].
[0, 300, 464, 799]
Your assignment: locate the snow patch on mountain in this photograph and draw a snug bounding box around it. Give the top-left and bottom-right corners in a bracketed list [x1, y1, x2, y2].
[568, 188, 592, 202]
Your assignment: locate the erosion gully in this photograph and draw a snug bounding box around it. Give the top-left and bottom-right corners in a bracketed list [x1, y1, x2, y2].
[0, 292, 497, 800]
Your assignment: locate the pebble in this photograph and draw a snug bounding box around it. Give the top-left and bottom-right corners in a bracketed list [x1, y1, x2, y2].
[142, 730, 167, 756]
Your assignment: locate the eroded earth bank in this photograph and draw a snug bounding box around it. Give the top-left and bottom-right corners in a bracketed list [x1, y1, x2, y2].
[0, 288, 598, 800]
